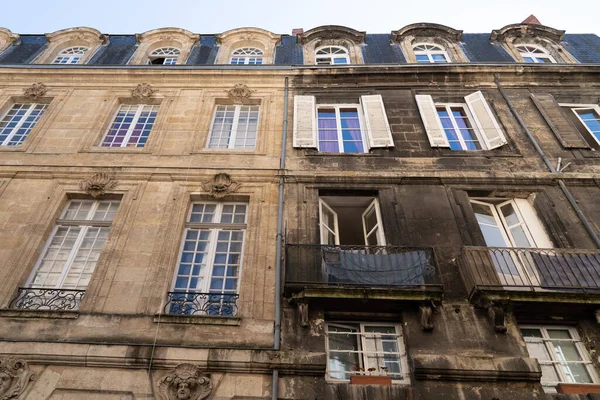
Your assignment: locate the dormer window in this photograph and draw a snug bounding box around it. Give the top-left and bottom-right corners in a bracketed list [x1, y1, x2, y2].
[413, 43, 450, 63]
[230, 48, 264, 65]
[148, 47, 180, 65]
[52, 47, 88, 64]
[516, 45, 556, 63]
[315, 46, 350, 65]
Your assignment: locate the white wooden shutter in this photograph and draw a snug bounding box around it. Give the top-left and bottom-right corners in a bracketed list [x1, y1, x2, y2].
[514, 198, 553, 248]
[464, 91, 507, 150]
[415, 95, 450, 147]
[360, 95, 394, 148]
[292, 95, 317, 148]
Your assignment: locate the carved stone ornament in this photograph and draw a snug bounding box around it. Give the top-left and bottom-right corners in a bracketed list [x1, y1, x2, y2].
[298, 302, 309, 328]
[420, 305, 434, 332]
[131, 83, 157, 99]
[488, 304, 507, 333]
[227, 84, 254, 103]
[202, 173, 241, 199]
[79, 172, 117, 197]
[157, 363, 212, 400]
[0, 357, 36, 399]
[23, 83, 47, 100]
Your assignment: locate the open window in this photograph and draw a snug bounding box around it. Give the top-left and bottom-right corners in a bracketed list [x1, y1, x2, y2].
[319, 196, 385, 246]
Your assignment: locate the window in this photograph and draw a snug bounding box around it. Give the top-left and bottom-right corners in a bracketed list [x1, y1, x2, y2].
[521, 326, 598, 391]
[517, 45, 556, 63]
[101, 104, 158, 148]
[320, 196, 385, 246]
[27, 199, 119, 291]
[416, 91, 507, 150]
[207, 105, 259, 149]
[571, 106, 600, 146]
[326, 322, 409, 383]
[315, 46, 350, 65]
[0, 103, 47, 146]
[52, 47, 88, 64]
[230, 47, 264, 65]
[293, 95, 393, 152]
[148, 47, 180, 65]
[169, 202, 246, 315]
[413, 43, 449, 63]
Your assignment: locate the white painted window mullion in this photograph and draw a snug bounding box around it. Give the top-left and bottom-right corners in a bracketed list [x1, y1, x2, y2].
[3, 104, 36, 145]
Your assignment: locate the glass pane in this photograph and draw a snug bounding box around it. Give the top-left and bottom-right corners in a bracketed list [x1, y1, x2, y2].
[328, 324, 360, 380]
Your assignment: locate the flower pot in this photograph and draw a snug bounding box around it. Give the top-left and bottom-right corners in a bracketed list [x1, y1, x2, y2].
[349, 375, 392, 385]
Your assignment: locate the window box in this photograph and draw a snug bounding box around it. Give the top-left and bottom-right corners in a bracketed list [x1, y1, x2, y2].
[349, 375, 392, 385]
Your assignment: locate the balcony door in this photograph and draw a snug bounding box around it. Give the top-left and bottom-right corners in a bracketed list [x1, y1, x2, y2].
[319, 197, 386, 246]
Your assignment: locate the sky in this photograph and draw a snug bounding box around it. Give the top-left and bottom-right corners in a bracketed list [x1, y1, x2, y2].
[2, 0, 599, 35]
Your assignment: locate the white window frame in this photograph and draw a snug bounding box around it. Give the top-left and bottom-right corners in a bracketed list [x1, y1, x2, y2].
[0, 103, 48, 146]
[148, 47, 180, 65]
[52, 46, 88, 64]
[435, 103, 486, 150]
[325, 322, 409, 384]
[207, 104, 260, 150]
[521, 325, 599, 391]
[413, 43, 449, 63]
[559, 103, 600, 146]
[315, 46, 350, 65]
[319, 197, 386, 246]
[516, 45, 556, 63]
[230, 47, 264, 65]
[100, 104, 158, 148]
[316, 104, 368, 153]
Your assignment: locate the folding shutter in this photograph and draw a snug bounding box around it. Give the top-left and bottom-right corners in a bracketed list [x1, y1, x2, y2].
[292, 95, 317, 148]
[415, 95, 450, 147]
[360, 95, 394, 148]
[529, 93, 590, 149]
[464, 91, 507, 150]
[514, 198, 553, 248]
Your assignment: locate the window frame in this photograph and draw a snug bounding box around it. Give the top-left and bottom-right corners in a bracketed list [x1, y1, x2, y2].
[413, 43, 450, 64]
[560, 103, 600, 146]
[100, 103, 159, 148]
[316, 103, 368, 153]
[0, 102, 48, 146]
[51, 46, 88, 64]
[325, 321, 409, 384]
[521, 325, 599, 391]
[206, 104, 260, 150]
[434, 102, 486, 150]
[229, 47, 264, 65]
[147, 47, 181, 65]
[315, 46, 350, 65]
[516, 44, 557, 64]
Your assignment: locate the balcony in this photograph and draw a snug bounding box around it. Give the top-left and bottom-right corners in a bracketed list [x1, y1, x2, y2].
[164, 291, 239, 317]
[459, 247, 600, 305]
[285, 244, 442, 303]
[9, 287, 85, 311]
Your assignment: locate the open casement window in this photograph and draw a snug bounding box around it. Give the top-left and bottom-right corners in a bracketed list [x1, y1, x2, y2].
[0, 103, 48, 146]
[148, 47, 180, 65]
[315, 46, 350, 65]
[293, 95, 393, 152]
[571, 106, 600, 146]
[521, 326, 599, 392]
[319, 197, 386, 246]
[52, 47, 88, 64]
[326, 322, 409, 383]
[413, 43, 449, 63]
[27, 199, 120, 290]
[207, 105, 259, 149]
[416, 91, 507, 150]
[516, 45, 556, 63]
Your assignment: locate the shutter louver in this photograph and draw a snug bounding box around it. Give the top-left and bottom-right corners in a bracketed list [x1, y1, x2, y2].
[292, 95, 317, 148]
[360, 95, 394, 148]
[415, 95, 450, 147]
[529, 93, 590, 149]
[464, 91, 507, 150]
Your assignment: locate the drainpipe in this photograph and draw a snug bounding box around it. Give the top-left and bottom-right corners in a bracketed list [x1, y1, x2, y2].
[494, 74, 600, 248]
[272, 76, 289, 400]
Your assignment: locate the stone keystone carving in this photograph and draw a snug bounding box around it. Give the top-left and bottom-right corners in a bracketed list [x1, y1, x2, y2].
[0, 357, 36, 399]
[131, 83, 157, 99]
[80, 172, 117, 197]
[227, 84, 254, 103]
[202, 173, 241, 199]
[23, 83, 47, 100]
[157, 363, 212, 400]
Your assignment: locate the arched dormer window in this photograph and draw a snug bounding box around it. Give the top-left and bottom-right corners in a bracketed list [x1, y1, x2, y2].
[516, 45, 556, 63]
[52, 46, 88, 64]
[315, 46, 350, 65]
[148, 47, 180, 65]
[230, 47, 264, 65]
[413, 43, 449, 63]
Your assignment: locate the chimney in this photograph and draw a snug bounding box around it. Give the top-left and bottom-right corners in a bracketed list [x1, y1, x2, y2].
[292, 28, 304, 36]
[522, 14, 542, 25]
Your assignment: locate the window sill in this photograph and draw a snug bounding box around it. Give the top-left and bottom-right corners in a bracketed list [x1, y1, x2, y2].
[438, 150, 522, 157]
[153, 313, 242, 326]
[304, 151, 382, 157]
[0, 145, 27, 152]
[193, 148, 261, 155]
[84, 146, 150, 154]
[556, 383, 600, 394]
[0, 308, 79, 319]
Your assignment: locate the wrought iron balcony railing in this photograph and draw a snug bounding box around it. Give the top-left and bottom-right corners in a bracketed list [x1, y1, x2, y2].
[285, 244, 441, 290]
[459, 247, 600, 296]
[9, 287, 85, 311]
[164, 291, 239, 316]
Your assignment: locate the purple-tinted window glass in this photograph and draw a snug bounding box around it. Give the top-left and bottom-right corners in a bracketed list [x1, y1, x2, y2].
[101, 104, 158, 148]
[318, 106, 363, 153]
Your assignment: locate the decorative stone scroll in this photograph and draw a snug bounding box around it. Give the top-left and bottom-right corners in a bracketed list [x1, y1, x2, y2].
[227, 84, 254, 103]
[0, 357, 36, 399]
[131, 83, 157, 99]
[23, 83, 48, 100]
[420, 305, 434, 331]
[79, 172, 117, 197]
[202, 173, 241, 199]
[157, 363, 212, 400]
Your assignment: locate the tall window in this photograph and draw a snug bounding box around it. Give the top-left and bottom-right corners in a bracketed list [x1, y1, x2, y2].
[413, 43, 449, 63]
[207, 105, 259, 149]
[52, 47, 88, 64]
[315, 46, 350, 65]
[521, 326, 598, 391]
[28, 200, 119, 290]
[436, 104, 481, 150]
[571, 107, 600, 145]
[317, 105, 365, 153]
[101, 104, 158, 148]
[148, 47, 180, 65]
[517, 45, 556, 63]
[170, 202, 246, 315]
[0, 103, 47, 146]
[319, 196, 385, 246]
[230, 48, 264, 65]
[326, 322, 408, 383]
